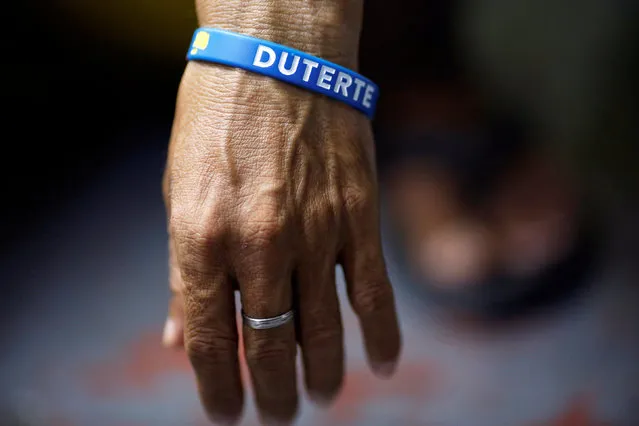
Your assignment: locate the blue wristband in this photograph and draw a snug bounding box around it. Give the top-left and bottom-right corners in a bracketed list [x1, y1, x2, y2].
[187, 28, 379, 119]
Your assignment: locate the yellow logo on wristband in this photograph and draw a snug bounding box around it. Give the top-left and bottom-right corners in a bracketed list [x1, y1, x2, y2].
[190, 31, 210, 55]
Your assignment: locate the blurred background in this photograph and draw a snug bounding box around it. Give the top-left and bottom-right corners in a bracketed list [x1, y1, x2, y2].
[1, 0, 638, 425]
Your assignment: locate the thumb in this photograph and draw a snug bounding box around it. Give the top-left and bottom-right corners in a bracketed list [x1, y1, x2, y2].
[163, 238, 186, 348]
[163, 293, 185, 348]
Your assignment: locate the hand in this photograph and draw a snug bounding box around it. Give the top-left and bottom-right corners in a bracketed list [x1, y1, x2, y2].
[162, 1, 401, 424]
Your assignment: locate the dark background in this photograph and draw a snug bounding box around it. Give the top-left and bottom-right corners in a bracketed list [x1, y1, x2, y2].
[3, 2, 186, 247]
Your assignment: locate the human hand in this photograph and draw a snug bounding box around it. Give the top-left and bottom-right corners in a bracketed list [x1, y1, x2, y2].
[161, 1, 401, 424]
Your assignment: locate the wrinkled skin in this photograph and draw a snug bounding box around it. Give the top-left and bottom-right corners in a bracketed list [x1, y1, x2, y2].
[161, 2, 401, 423]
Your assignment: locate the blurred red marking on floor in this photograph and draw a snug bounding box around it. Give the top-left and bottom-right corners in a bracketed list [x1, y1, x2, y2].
[528, 394, 609, 426]
[82, 324, 253, 398]
[82, 331, 192, 397]
[327, 360, 444, 423]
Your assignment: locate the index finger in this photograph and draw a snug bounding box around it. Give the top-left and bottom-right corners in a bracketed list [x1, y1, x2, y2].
[172, 221, 244, 423]
[182, 268, 243, 423]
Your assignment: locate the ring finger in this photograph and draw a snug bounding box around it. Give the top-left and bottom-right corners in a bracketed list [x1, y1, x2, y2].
[234, 242, 298, 424]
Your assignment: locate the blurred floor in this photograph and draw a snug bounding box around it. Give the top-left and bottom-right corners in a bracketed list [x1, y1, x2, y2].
[1, 133, 638, 426]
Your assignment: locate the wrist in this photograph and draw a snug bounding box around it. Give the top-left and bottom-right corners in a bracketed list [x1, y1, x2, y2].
[195, 0, 363, 69]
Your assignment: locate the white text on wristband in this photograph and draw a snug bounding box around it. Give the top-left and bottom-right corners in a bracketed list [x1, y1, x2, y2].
[187, 28, 379, 119]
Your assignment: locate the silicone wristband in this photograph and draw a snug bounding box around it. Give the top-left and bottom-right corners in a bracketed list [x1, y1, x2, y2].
[187, 28, 379, 119]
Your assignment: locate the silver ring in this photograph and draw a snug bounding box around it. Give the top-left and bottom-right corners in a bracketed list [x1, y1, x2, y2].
[242, 309, 294, 330]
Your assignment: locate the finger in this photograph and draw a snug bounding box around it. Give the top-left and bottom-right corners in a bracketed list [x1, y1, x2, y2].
[163, 294, 185, 348]
[172, 221, 244, 423]
[341, 189, 402, 378]
[234, 229, 298, 424]
[296, 255, 344, 404]
[341, 242, 401, 378]
[182, 269, 243, 424]
[164, 238, 185, 348]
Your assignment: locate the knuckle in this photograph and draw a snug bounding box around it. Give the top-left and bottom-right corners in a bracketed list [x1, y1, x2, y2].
[186, 333, 236, 370]
[301, 324, 342, 349]
[301, 212, 338, 250]
[242, 205, 288, 249]
[247, 221, 286, 246]
[300, 308, 342, 344]
[169, 210, 197, 241]
[316, 202, 340, 229]
[352, 281, 393, 316]
[343, 185, 375, 216]
[170, 212, 226, 265]
[245, 339, 295, 371]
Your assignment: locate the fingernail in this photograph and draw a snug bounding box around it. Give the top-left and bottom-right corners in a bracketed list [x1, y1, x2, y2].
[372, 361, 397, 379]
[205, 408, 242, 426]
[162, 318, 177, 347]
[308, 391, 336, 407]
